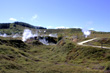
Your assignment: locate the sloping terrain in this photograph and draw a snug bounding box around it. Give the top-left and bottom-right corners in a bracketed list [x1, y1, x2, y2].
[0, 39, 28, 50]
[84, 38, 110, 48]
[0, 21, 110, 39]
[0, 41, 40, 73]
[0, 38, 104, 73]
[0, 22, 46, 35]
[0, 22, 110, 72]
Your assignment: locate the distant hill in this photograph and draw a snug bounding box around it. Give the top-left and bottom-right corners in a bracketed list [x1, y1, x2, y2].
[0, 21, 110, 38]
[0, 22, 46, 35]
[46, 28, 82, 36]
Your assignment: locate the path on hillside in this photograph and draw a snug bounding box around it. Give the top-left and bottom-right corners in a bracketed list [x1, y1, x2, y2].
[77, 38, 110, 49]
[77, 38, 97, 45]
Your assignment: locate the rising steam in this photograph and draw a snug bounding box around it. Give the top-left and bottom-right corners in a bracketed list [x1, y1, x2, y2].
[22, 29, 50, 45]
[22, 29, 37, 42]
[49, 33, 57, 38]
[39, 37, 49, 45]
[82, 29, 91, 38]
[0, 33, 8, 37]
[13, 34, 21, 38]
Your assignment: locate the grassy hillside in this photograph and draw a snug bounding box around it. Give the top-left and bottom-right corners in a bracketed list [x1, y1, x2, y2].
[1, 37, 110, 73]
[0, 21, 110, 39]
[40, 29, 110, 39]
[1, 22, 110, 73]
[84, 38, 110, 47]
[0, 22, 46, 35]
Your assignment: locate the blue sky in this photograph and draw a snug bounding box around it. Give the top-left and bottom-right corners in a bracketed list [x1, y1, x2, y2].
[0, 0, 110, 32]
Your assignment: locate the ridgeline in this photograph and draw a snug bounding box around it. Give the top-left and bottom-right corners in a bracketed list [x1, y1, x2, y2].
[0, 22, 46, 35]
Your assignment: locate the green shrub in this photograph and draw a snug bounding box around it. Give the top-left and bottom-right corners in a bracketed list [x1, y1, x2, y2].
[105, 61, 110, 70]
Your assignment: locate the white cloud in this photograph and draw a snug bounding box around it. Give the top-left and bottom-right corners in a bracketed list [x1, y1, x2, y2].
[47, 26, 53, 28]
[38, 25, 42, 27]
[73, 26, 82, 29]
[31, 14, 38, 20]
[89, 28, 94, 30]
[9, 18, 17, 21]
[55, 26, 69, 29]
[47, 26, 82, 29]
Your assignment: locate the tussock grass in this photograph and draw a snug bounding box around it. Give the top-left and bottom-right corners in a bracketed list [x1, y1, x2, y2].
[0, 38, 109, 73]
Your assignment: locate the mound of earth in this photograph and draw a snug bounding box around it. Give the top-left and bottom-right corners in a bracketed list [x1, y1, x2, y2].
[0, 39, 28, 50]
[25, 39, 43, 45]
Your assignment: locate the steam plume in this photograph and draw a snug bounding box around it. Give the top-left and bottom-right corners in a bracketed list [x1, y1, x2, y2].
[82, 29, 91, 38]
[39, 37, 49, 45]
[0, 33, 8, 37]
[13, 34, 21, 38]
[49, 33, 57, 37]
[22, 29, 34, 42]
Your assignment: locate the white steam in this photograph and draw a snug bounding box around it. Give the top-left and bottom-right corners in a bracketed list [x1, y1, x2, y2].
[22, 29, 38, 42]
[22, 29, 50, 45]
[0, 33, 21, 38]
[13, 34, 21, 38]
[82, 29, 91, 38]
[0, 33, 9, 37]
[39, 37, 49, 45]
[49, 33, 57, 38]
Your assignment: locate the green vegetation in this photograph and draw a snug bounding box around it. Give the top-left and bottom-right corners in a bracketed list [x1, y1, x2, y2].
[0, 21, 110, 39]
[0, 22, 110, 73]
[0, 22, 46, 35]
[84, 38, 110, 47]
[0, 37, 109, 73]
